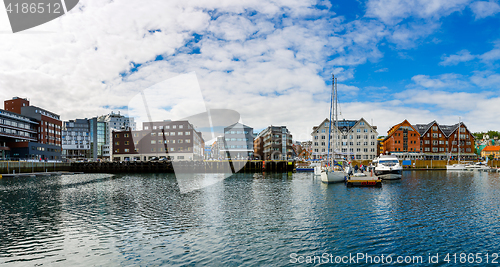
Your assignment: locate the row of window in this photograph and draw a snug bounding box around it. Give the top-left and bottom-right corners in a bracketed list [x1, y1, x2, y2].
[116, 146, 192, 153]
[314, 135, 376, 140]
[144, 124, 185, 130]
[224, 130, 249, 135]
[314, 141, 376, 146]
[224, 138, 250, 142]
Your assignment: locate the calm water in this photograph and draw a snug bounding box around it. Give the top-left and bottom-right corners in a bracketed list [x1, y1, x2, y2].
[1, 171, 500, 266]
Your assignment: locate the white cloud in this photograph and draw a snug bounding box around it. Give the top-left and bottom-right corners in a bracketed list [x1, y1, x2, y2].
[440, 49, 476, 66]
[365, 0, 472, 25]
[410, 73, 469, 89]
[470, 70, 500, 87]
[469, 1, 500, 19]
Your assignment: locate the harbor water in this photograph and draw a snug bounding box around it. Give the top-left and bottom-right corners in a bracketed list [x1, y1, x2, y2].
[1, 171, 500, 266]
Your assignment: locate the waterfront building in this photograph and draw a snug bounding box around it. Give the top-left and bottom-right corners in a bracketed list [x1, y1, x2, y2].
[480, 145, 500, 159]
[204, 145, 212, 160]
[97, 112, 136, 160]
[383, 120, 476, 160]
[62, 119, 92, 160]
[112, 120, 204, 161]
[3, 97, 62, 160]
[221, 123, 254, 160]
[381, 120, 421, 157]
[253, 126, 293, 160]
[311, 118, 378, 160]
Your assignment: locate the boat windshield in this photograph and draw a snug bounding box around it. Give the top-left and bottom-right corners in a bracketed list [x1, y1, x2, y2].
[379, 160, 399, 165]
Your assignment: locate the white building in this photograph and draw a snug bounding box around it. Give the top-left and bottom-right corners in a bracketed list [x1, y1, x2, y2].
[311, 118, 378, 161]
[62, 119, 92, 160]
[97, 112, 136, 159]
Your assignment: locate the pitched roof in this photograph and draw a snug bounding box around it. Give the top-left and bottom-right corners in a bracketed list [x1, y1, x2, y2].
[482, 146, 500, 152]
[413, 120, 436, 136]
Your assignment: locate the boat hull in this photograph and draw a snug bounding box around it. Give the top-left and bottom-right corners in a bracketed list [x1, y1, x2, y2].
[321, 171, 345, 183]
[375, 169, 402, 180]
[446, 164, 467, 171]
[296, 168, 314, 172]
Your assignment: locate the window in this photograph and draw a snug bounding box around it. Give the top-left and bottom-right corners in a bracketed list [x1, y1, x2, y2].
[151, 132, 156, 136]
[172, 125, 177, 129]
[158, 132, 163, 136]
[186, 139, 190, 143]
[179, 125, 183, 129]
[114, 134, 119, 138]
[321, 129, 326, 133]
[153, 126, 157, 129]
[170, 148, 175, 151]
[165, 125, 170, 129]
[124, 149, 129, 152]
[171, 132, 175, 136]
[178, 132, 183, 136]
[185, 132, 190, 135]
[314, 136, 318, 140]
[432, 126, 437, 131]
[151, 140, 156, 144]
[125, 141, 129, 145]
[115, 141, 119, 145]
[144, 126, 149, 130]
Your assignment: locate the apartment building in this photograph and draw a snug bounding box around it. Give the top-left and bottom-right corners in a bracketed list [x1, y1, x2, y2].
[311, 118, 378, 160]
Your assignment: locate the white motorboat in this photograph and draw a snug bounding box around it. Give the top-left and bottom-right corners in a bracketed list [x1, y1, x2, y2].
[373, 154, 403, 180]
[465, 161, 490, 171]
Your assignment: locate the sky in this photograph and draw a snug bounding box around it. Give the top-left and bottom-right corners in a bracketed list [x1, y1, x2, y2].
[0, 0, 499, 142]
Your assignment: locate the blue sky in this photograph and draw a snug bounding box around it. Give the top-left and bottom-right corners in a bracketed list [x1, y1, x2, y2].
[0, 0, 499, 141]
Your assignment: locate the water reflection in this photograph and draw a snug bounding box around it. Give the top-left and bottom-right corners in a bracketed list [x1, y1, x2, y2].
[0, 171, 500, 266]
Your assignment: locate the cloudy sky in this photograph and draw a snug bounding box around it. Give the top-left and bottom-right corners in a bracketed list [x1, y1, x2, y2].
[0, 0, 499, 141]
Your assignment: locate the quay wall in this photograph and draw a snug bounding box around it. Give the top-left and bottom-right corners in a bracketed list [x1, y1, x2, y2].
[70, 160, 295, 174]
[0, 162, 71, 174]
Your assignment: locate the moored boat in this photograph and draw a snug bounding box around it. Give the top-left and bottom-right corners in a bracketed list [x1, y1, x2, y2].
[373, 154, 402, 180]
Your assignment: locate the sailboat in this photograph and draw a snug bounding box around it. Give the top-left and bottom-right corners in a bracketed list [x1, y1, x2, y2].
[446, 119, 467, 171]
[321, 74, 346, 183]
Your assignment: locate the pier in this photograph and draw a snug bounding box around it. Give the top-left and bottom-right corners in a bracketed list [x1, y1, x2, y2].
[70, 160, 295, 174]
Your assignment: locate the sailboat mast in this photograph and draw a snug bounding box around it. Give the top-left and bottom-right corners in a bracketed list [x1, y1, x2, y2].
[327, 74, 334, 165]
[334, 76, 338, 163]
[458, 117, 461, 161]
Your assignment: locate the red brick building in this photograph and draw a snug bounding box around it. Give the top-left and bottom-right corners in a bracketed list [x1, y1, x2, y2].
[382, 119, 420, 154]
[383, 120, 475, 160]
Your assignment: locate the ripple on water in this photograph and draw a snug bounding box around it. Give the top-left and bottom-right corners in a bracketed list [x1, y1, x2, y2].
[1, 171, 500, 266]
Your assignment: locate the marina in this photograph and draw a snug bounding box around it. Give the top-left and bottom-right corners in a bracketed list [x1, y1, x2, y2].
[1, 171, 500, 266]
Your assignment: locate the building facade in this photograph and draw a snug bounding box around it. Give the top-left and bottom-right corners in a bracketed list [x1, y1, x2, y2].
[97, 112, 135, 160]
[254, 126, 293, 160]
[112, 120, 204, 161]
[383, 120, 476, 160]
[62, 119, 92, 160]
[311, 118, 378, 160]
[382, 119, 421, 155]
[481, 146, 500, 159]
[3, 97, 62, 160]
[221, 123, 254, 160]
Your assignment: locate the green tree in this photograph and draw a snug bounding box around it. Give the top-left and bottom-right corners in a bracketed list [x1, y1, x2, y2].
[488, 154, 495, 161]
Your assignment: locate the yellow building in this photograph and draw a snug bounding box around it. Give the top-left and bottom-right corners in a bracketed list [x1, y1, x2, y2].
[481, 145, 500, 158]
